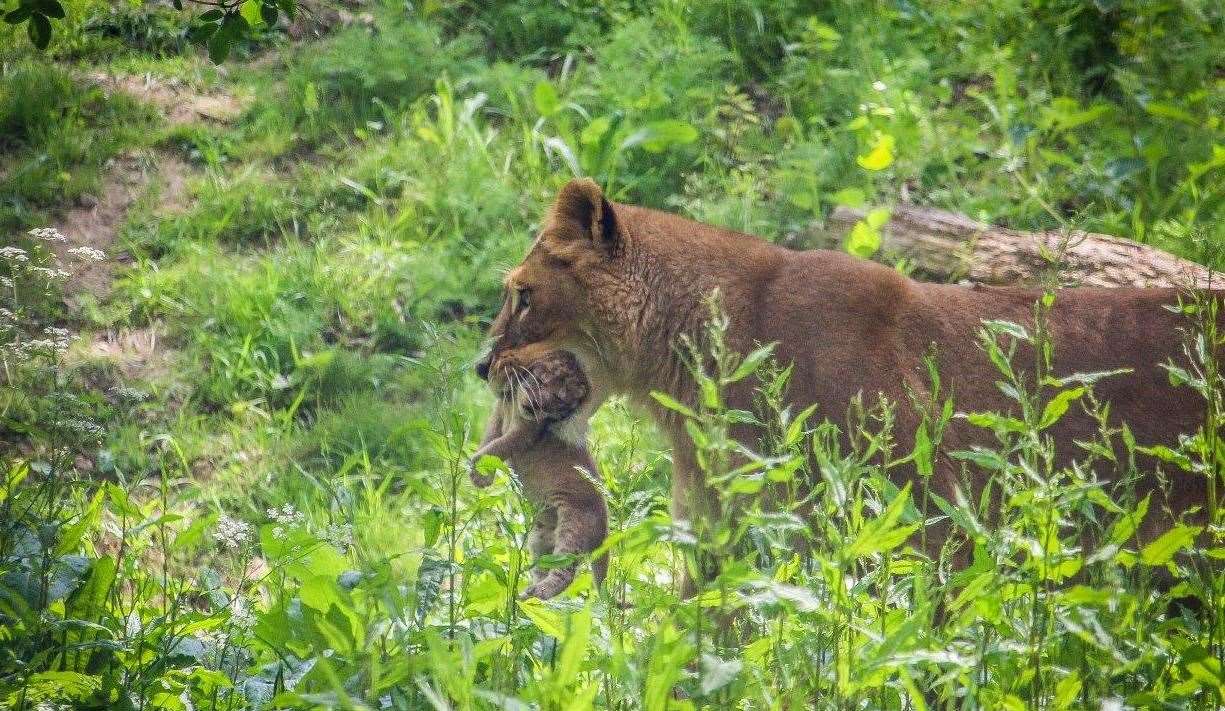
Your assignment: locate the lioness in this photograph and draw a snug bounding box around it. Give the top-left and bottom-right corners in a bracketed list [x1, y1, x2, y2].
[477, 178, 1218, 587]
[471, 349, 608, 600]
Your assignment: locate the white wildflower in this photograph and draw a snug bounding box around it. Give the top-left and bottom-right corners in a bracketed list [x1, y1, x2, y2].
[229, 597, 256, 630]
[109, 385, 149, 402]
[125, 611, 143, 636]
[26, 266, 68, 281]
[322, 522, 354, 551]
[44, 326, 72, 351]
[215, 514, 253, 550]
[0, 246, 29, 263]
[28, 227, 67, 243]
[57, 418, 104, 439]
[67, 246, 106, 261]
[872, 80, 887, 91]
[267, 503, 305, 527]
[0, 277, 12, 289]
[21, 338, 65, 356]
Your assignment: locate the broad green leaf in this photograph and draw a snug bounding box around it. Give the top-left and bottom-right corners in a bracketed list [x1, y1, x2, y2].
[726, 342, 776, 383]
[5, 6, 32, 23]
[208, 24, 231, 62]
[555, 603, 593, 687]
[965, 411, 1028, 433]
[847, 482, 915, 557]
[240, 0, 264, 27]
[911, 424, 933, 477]
[1062, 585, 1114, 606]
[865, 206, 891, 229]
[857, 133, 895, 171]
[698, 653, 742, 696]
[650, 391, 697, 419]
[20, 672, 101, 701]
[55, 490, 103, 555]
[982, 319, 1030, 341]
[63, 556, 115, 671]
[728, 474, 764, 495]
[845, 220, 881, 258]
[29, 12, 51, 50]
[580, 116, 612, 145]
[1109, 494, 1150, 545]
[37, 0, 65, 19]
[1053, 673, 1082, 710]
[302, 81, 319, 113]
[1144, 101, 1199, 126]
[300, 574, 343, 612]
[830, 187, 866, 207]
[950, 446, 1009, 472]
[1039, 386, 1085, 429]
[173, 513, 215, 550]
[519, 597, 566, 638]
[622, 120, 698, 153]
[784, 404, 820, 448]
[1138, 444, 1193, 472]
[534, 80, 561, 117]
[1140, 524, 1202, 566]
[643, 625, 692, 711]
[260, 2, 278, 25]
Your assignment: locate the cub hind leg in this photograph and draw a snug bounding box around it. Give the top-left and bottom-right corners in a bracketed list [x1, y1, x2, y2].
[523, 495, 606, 600]
[526, 506, 558, 590]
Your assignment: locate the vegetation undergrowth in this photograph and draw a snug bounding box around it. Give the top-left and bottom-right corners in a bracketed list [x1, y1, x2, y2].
[1, 0, 1223, 708]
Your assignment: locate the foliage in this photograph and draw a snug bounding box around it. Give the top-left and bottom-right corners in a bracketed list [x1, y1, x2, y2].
[1, 0, 1224, 708]
[2, 0, 295, 58]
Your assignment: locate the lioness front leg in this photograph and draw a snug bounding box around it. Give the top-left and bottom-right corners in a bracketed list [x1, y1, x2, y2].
[670, 444, 720, 599]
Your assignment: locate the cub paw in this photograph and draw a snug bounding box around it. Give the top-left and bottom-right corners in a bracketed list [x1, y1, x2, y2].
[520, 571, 574, 600]
[466, 459, 493, 488]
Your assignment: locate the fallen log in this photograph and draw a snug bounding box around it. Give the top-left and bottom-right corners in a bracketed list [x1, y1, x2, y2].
[820, 204, 1215, 289]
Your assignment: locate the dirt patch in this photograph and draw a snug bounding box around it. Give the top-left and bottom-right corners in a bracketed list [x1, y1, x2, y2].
[53, 151, 193, 309]
[151, 152, 195, 215]
[54, 153, 148, 307]
[76, 321, 173, 383]
[90, 71, 248, 125]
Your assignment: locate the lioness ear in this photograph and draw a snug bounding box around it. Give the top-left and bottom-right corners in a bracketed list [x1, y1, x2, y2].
[551, 178, 617, 254]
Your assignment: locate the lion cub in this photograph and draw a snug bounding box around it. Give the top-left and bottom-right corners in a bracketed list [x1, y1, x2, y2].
[470, 350, 608, 600]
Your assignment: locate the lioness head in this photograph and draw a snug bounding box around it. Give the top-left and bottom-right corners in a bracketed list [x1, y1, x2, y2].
[476, 179, 625, 390]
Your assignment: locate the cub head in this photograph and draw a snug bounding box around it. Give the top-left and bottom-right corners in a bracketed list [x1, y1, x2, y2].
[476, 178, 621, 387]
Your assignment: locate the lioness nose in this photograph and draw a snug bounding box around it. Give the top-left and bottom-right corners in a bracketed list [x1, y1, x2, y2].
[475, 353, 492, 381]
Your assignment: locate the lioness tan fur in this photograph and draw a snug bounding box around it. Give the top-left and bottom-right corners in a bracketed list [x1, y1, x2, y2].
[471, 350, 608, 600]
[479, 178, 1220, 589]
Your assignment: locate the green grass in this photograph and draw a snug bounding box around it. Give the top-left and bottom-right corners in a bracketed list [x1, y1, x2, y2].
[2, 0, 1224, 709]
[0, 60, 161, 231]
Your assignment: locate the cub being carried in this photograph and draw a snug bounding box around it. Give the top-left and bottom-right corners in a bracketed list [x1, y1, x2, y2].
[470, 349, 607, 600]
